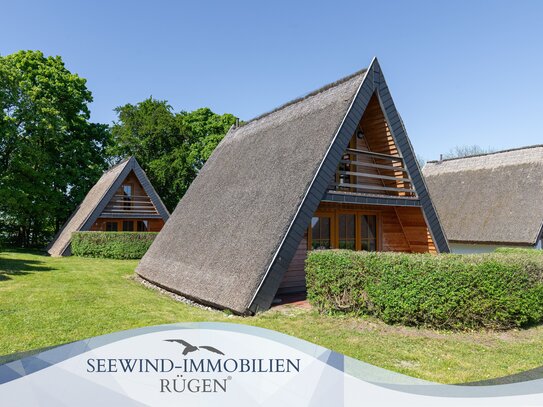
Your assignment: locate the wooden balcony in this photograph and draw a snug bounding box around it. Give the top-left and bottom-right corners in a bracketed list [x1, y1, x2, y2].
[101, 195, 159, 217]
[328, 148, 417, 198]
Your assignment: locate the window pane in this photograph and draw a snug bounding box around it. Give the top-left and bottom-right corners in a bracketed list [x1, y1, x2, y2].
[123, 185, 132, 196]
[339, 214, 355, 250]
[137, 220, 148, 232]
[311, 216, 331, 250]
[123, 221, 134, 231]
[106, 222, 118, 232]
[362, 215, 377, 239]
[361, 215, 377, 252]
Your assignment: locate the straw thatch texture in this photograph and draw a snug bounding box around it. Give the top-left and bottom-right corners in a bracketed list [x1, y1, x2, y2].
[423, 146, 543, 245]
[136, 70, 367, 314]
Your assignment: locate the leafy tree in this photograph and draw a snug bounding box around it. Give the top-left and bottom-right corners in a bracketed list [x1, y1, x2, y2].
[442, 145, 495, 159]
[0, 50, 110, 247]
[109, 98, 236, 211]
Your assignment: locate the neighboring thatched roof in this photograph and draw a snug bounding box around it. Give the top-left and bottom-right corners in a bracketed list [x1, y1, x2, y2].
[137, 58, 449, 314]
[47, 157, 169, 256]
[423, 145, 543, 245]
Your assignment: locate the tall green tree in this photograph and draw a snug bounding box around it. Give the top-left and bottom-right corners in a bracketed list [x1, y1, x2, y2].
[110, 98, 236, 211]
[0, 50, 110, 246]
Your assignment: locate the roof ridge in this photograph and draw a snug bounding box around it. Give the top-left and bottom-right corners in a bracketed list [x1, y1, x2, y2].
[238, 68, 368, 128]
[427, 144, 543, 164]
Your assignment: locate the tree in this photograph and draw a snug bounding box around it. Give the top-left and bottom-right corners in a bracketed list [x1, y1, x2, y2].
[109, 98, 236, 211]
[0, 50, 110, 247]
[442, 145, 495, 159]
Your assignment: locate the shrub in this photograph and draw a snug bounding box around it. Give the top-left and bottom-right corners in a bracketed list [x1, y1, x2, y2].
[71, 232, 158, 259]
[495, 247, 543, 255]
[306, 250, 543, 330]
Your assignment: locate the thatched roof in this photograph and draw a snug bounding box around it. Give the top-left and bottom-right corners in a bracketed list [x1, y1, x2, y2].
[47, 157, 169, 256]
[423, 145, 543, 245]
[137, 58, 448, 314]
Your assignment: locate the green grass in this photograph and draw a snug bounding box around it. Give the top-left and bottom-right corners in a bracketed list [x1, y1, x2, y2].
[2, 250, 543, 384]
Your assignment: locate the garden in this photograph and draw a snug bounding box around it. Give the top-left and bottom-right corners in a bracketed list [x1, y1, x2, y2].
[2, 248, 543, 384]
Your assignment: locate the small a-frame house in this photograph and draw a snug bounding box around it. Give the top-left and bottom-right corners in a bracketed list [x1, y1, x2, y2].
[423, 145, 543, 253]
[137, 58, 449, 314]
[47, 157, 170, 256]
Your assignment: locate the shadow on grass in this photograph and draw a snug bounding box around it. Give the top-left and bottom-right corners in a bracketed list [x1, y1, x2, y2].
[0, 258, 53, 281]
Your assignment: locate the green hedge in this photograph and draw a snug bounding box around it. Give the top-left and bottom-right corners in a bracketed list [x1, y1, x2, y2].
[306, 250, 543, 330]
[71, 232, 158, 259]
[495, 247, 543, 255]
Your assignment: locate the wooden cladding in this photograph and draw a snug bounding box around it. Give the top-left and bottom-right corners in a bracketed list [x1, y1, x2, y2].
[329, 93, 417, 198]
[278, 201, 437, 294]
[101, 171, 160, 217]
[91, 218, 165, 233]
[314, 202, 436, 253]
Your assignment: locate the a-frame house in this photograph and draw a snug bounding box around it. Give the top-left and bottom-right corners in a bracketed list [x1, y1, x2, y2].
[47, 157, 169, 256]
[136, 58, 449, 314]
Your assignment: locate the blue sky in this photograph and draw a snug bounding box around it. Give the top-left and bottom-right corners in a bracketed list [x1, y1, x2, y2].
[2, 0, 542, 160]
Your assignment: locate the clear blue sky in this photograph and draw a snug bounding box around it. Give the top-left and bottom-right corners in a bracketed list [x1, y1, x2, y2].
[2, 0, 542, 160]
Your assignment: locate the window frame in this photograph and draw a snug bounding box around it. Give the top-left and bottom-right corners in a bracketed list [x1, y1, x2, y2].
[105, 221, 118, 232]
[122, 220, 134, 232]
[308, 208, 380, 252]
[309, 214, 334, 250]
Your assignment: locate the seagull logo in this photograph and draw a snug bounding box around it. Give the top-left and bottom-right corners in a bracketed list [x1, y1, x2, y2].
[164, 339, 225, 356]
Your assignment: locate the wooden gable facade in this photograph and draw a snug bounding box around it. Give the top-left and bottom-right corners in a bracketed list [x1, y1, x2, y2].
[47, 157, 169, 256]
[278, 93, 440, 294]
[90, 170, 165, 233]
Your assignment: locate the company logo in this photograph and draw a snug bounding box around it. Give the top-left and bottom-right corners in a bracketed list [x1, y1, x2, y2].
[85, 337, 301, 394]
[164, 339, 225, 356]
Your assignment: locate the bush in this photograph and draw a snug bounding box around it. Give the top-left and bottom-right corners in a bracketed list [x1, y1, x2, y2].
[71, 232, 158, 259]
[306, 250, 543, 330]
[495, 247, 543, 255]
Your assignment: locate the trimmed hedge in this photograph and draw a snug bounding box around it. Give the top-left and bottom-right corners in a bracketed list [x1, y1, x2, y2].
[71, 232, 158, 259]
[306, 250, 543, 330]
[495, 247, 543, 255]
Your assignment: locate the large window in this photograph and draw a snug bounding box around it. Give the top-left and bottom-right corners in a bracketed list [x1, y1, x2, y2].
[311, 216, 331, 250]
[106, 222, 118, 232]
[309, 211, 379, 252]
[123, 220, 134, 232]
[137, 220, 149, 232]
[360, 215, 377, 251]
[338, 214, 355, 250]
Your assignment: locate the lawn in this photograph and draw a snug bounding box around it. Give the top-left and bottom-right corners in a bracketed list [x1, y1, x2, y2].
[2, 249, 543, 384]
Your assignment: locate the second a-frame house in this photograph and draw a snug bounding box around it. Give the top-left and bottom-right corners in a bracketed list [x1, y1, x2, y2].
[47, 157, 169, 256]
[137, 58, 449, 314]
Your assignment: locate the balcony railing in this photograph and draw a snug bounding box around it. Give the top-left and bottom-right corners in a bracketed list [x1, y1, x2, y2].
[102, 195, 159, 215]
[328, 148, 417, 197]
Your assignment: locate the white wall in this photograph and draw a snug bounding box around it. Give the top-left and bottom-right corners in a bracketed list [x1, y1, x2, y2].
[449, 242, 540, 254]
